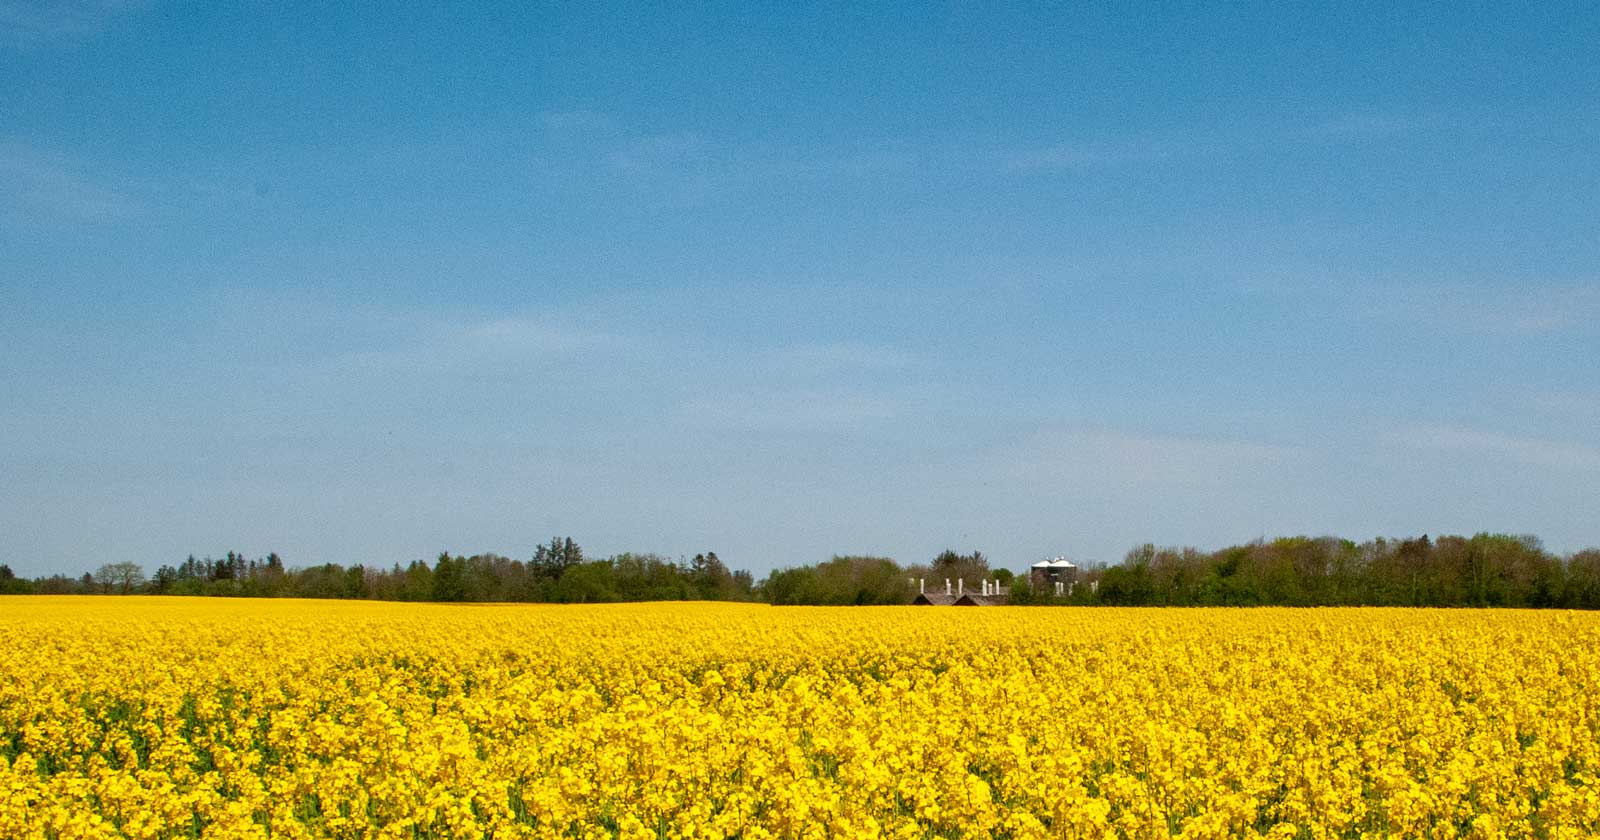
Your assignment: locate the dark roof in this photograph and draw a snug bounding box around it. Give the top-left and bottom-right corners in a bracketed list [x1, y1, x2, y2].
[953, 592, 1010, 606]
[912, 593, 959, 605]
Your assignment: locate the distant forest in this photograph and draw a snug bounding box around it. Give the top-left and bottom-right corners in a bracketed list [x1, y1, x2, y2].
[4, 533, 1600, 609]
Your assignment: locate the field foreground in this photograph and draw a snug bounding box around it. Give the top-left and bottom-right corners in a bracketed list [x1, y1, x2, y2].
[2, 599, 1599, 839]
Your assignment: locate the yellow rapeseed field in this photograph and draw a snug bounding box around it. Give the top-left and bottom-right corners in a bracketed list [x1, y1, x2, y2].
[2, 598, 1598, 839]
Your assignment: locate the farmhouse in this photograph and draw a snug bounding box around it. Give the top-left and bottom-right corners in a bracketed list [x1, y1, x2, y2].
[1030, 557, 1078, 596]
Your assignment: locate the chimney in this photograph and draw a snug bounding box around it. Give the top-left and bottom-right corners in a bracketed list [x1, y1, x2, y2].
[945, 579, 951, 596]
[958, 579, 964, 596]
[919, 578, 925, 595]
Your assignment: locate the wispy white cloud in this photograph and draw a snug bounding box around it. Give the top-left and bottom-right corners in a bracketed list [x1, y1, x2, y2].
[535, 109, 614, 133]
[657, 339, 918, 433]
[0, 0, 144, 49]
[0, 141, 145, 224]
[753, 342, 915, 377]
[601, 133, 916, 185]
[1363, 282, 1600, 336]
[279, 297, 916, 434]
[460, 316, 608, 355]
[536, 107, 1418, 186]
[0, 139, 272, 231]
[1388, 424, 1600, 471]
[1291, 113, 1422, 142]
[602, 132, 713, 174]
[672, 391, 898, 433]
[1531, 390, 1600, 414]
[207, 287, 922, 415]
[1001, 111, 1422, 175]
[1002, 427, 1303, 487]
[530, 113, 915, 189]
[321, 313, 624, 377]
[999, 144, 1106, 172]
[997, 138, 1187, 173]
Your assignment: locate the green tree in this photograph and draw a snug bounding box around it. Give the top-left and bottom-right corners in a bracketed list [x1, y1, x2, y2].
[431, 553, 467, 602]
[760, 556, 910, 605]
[689, 551, 737, 600]
[401, 559, 434, 601]
[554, 561, 618, 603]
[930, 549, 990, 592]
[532, 537, 583, 581]
[151, 565, 178, 593]
[94, 562, 146, 594]
[1566, 550, 1600, 609]
[0, 564, 29, 594]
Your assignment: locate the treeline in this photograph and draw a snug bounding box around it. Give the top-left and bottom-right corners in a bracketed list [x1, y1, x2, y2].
[762, 535, 1600, 608]
[0, 538, 755, 603]
[6, 533, 1600, 609]
[1080, 534, 1600, 609]
[764, 550, 1003, 605]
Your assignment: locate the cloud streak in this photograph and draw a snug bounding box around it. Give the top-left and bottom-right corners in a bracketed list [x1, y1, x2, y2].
[1363, 282, 1600, 336]
[672, 391, 898, 433]
[316, 314, 625, 379]
[530, 113, 918, 192]
[1291, 113, 1424, 142]
[999, 111, 1423, 175]
[1003, 427, 1304, 488]
[1390, 424, 1600, 472]
[997, 138, 1186, 173]
[0, 141, 146, 224]
[0, 0, 144, 49]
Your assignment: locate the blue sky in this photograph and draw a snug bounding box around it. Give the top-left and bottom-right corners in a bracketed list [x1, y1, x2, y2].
[3, 2, 1598, 577]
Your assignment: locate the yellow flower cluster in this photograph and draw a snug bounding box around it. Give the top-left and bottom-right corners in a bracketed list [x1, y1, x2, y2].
[2, 597, 1599, 839]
